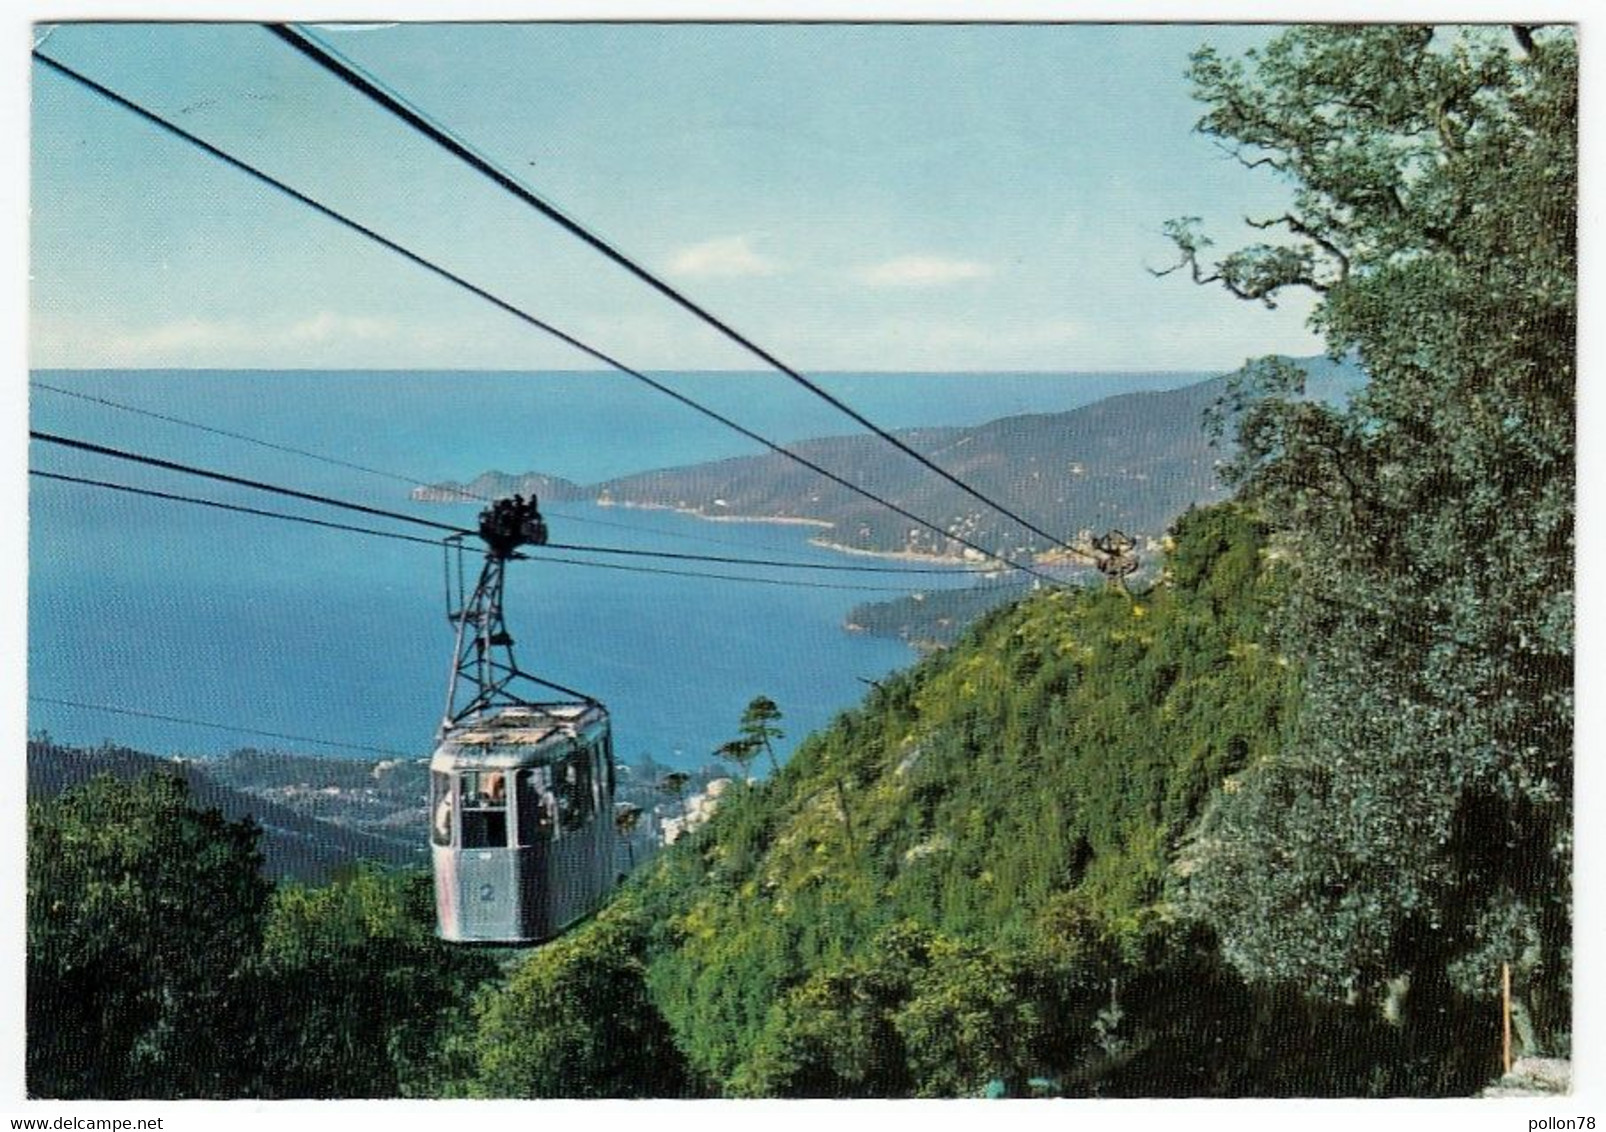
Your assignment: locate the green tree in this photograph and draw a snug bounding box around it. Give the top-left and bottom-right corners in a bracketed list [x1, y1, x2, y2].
[473, 906, 691, 1097]
[894, 937, 1055, 1097]
[254, 867, 498, 1097]
[731, 921, 929, 1097]
[740, 695, 785, 774]
[715, 737, 761, 785]
[1163, 25, 1574, 1050]
[27, 773, 270, 1098]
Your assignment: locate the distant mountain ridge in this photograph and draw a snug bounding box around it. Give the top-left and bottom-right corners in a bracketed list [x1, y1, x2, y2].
[413, 358, 1363, 560]
[410, 470, 590, 504]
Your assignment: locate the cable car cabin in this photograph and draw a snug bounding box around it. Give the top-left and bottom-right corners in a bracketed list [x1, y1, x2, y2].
[430, 702, 615, 944]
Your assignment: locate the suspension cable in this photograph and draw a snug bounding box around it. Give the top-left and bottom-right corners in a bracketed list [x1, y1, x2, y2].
[33, 468, 943, 593]
[31, 436, 1001, 576]
[33, 378, 1007, 569]
[31, 429, 471, 534]
[268, 22, 1094, 563]
[29, 693, 419, 758]
[31, 469, 446, 547]
[32, 377, 430, 495]
[31, 47, 1063, 587]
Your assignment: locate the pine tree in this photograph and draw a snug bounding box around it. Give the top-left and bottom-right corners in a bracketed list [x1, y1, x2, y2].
[739, 696, 785, 775]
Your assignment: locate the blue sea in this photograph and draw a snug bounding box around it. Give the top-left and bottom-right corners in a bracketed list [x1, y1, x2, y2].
[28, 368, 1207, 770]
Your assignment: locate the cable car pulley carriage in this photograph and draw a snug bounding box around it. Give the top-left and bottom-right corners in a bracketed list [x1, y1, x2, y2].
[430, 494, 617, 945]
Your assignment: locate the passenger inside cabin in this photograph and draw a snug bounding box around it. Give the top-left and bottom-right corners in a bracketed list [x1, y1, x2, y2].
[515, 768, 559, 844]
[461, 770, 509, 848]
[433, 788, 453, 846]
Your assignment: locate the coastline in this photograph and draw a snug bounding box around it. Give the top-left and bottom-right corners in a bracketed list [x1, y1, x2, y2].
[597, 499, 834, 529]
[805, 536, 982, 568]
[600, 501, 1084, 573]
[423, 490, 1014, 569]
[603, 497, 996, 567]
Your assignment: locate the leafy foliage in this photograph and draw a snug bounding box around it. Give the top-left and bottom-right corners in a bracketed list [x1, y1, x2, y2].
[471, 900, 693, 1097]
[27, 773, 270, 1098]
[27, 772, 498, 1099]
[1165, 25, 1574, 1050]
[254, 868, 499, 1098]
[624, 504, 1382, 1095]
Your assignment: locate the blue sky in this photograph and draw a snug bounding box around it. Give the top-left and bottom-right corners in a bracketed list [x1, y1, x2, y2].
[12, 12, 1606, 1121]
[29, 21, 1330, 373]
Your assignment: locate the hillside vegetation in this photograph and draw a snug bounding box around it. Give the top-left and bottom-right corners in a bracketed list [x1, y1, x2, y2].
[473, 504, 1491, 1097]
[640, 503, 1301, 1094]
[31, 505, 1489, 1098]
[26, 773, 498, 1098]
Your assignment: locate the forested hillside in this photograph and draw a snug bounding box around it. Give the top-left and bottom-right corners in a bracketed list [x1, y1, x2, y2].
[595, 379, 1237, 559]
[636, 503, 1307, 1095]
[468, 504, 1494, 1097]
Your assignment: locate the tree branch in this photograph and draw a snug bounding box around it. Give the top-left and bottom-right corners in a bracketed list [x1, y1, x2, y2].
[1432, 97, 1463, 159]
[1210, 137, 1290, 174]
[1245, 213, 1352, 286]
[1150, 255, 1270, 303]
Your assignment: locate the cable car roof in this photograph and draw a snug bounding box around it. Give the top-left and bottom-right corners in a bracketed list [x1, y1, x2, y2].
[432, 703, 607, 768]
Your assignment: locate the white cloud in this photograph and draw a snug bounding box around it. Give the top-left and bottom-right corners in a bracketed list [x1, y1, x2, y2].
[285, 312, 399, 344]
[33, 312, 416, 368]
[853, 255, 995, 288]
[102, 318, 256, 361]
[665, 235, 779, 279]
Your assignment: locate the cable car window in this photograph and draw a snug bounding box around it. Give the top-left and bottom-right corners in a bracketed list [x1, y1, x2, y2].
[554, 748, 593, 832]
[460, 770, 508, 849]
[431, 771, 454, 847]
[516, 767, 555, 845]
[604, 734, 616, 801]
